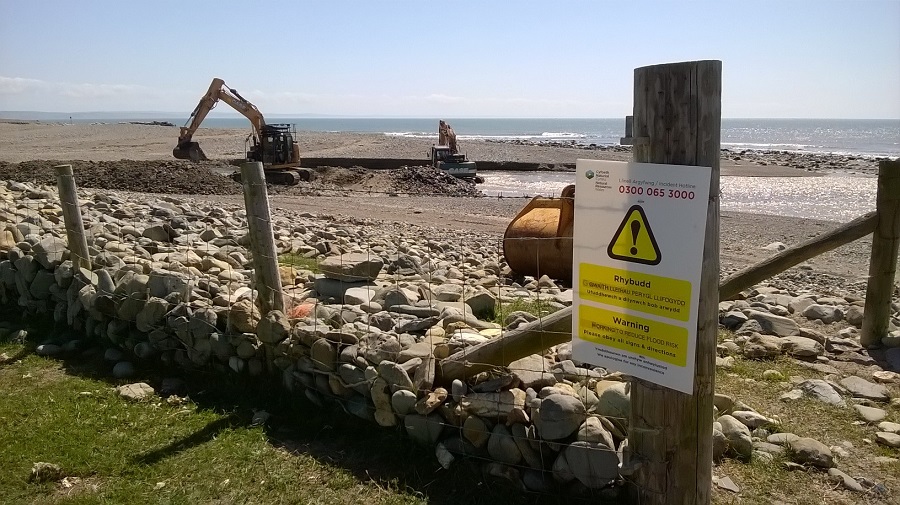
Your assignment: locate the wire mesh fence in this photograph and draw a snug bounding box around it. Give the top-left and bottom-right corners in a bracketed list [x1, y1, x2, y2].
[0, 163, 668, 501]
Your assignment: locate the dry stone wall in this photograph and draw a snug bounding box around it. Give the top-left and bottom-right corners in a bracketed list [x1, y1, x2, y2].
[2, 178, 899, 497]
[0, 179, 631, 496]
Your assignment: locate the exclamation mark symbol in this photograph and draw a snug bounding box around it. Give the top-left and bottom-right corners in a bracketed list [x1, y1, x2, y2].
[630, 220, 640, 256]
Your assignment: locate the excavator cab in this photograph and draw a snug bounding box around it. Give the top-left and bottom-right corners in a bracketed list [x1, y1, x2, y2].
[431, 145, 465, 164]
[248, 124, 298, 167]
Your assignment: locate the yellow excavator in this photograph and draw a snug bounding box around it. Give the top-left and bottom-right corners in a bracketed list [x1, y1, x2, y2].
[173, 77, 303, 185]
[430, 120, 477, 178]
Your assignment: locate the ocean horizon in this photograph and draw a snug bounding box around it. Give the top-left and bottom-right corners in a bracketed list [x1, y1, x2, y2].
[6, 115, 899, 158]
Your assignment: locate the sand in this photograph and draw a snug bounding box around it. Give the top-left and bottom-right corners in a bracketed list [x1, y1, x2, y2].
[0, 121, 880, 176]
[0, 121, 881, 293]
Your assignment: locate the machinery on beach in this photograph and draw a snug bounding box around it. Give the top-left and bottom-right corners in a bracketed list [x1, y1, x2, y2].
[173, 77, 303, 185]
[503, 184, 575, 282]
[430, 120, 477, 179]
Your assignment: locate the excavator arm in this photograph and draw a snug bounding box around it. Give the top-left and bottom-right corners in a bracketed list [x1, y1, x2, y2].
[438, 119, 459, 154]
[173, 77, 267, 162]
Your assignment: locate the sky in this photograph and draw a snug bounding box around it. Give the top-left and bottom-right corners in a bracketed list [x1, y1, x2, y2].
[0, 0, 898, 118]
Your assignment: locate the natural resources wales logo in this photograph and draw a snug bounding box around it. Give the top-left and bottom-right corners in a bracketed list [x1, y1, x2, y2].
[585, 170, 595, 179]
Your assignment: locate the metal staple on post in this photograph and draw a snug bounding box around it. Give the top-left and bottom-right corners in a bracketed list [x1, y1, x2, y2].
[53, 164, 91, 270]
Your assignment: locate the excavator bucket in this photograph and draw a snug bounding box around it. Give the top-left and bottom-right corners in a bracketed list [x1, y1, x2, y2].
[172, 142, 208, 163]
[502, 184, 575, 283]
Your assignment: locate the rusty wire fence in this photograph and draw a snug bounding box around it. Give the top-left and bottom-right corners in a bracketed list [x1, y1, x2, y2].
[0, 163, 656, 501]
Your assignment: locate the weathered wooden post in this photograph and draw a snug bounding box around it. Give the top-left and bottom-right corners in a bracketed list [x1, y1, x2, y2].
[627, 60, 721, 504]
[240, 162, 284, 315]
[54, 164, 91, 270]
[861, 159, 900, 347]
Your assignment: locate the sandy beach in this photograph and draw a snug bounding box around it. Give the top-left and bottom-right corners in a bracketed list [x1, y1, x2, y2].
[0, 121, 881, 290]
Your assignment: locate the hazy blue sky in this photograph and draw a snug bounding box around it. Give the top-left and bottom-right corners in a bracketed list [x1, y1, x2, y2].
[1, 1, 898, 118]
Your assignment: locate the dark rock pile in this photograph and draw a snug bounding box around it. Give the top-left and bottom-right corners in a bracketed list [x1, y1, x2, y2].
[0, 161, 483, 198]
[388, 166, 481, 197]
[0, 160, 241, 195]
[126, 121, 176, 127]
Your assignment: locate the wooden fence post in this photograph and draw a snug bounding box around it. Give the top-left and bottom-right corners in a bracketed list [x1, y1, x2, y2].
[861, 159, 900, 347]
[54, 164, 91, 270]
[240, 162, 284, 315]
[627, 60, 720, 505]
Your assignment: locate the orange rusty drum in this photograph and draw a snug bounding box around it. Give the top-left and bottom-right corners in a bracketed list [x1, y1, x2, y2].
[502, 185, 575, 283]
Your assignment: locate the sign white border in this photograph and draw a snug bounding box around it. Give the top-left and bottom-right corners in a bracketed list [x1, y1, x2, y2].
[572, 160, 711, 394]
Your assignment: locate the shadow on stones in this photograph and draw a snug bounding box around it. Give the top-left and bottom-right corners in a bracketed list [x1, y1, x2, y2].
[0, 305, 35, 368]
[867, 347, 895, 373]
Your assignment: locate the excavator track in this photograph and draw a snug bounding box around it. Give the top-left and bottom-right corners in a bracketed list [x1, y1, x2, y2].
[266, 170, 301, 185]
[231, 169, 302, 186]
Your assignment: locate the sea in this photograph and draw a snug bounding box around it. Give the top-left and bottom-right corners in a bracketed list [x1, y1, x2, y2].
[131, 117, 900, 159]
[65, 116, 899, 221]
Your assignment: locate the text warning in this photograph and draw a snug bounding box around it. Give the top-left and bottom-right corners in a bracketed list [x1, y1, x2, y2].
[579, 263, 692, 322]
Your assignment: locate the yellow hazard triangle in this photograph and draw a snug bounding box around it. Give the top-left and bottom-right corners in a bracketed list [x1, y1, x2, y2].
[607, 205, 661, 265]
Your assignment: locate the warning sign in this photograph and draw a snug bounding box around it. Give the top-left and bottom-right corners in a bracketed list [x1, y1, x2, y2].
[607, 205, 661, 265]
[571, 160, 711, 394]
[579, 305, 688, 367]
[579, 263, 691, 321]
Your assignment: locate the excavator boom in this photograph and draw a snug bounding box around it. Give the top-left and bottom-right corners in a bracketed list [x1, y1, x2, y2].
[173, 77, 268, 162]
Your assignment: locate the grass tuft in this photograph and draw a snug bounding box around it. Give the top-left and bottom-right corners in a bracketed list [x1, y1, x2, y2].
[490, 298, 557, 326]
[278, 253, 321, 273]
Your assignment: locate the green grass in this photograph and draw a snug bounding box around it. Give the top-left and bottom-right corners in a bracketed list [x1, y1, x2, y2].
[721, 354, 811, 383]
[277, 253, 320, 273]
[4, 310, 895, 505]
[713, 352, 900, 505]
[490, 298, 557, 326]
[0, 313, 589, 505]
[0, 345, 427, 504]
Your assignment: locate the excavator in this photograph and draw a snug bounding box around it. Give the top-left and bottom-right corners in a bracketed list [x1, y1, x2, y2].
[430, 120, 477, 178]
[173, 77, 303, 185]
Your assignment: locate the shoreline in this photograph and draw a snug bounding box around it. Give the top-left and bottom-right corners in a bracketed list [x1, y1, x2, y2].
[3, 117, 896, 157]
[0, 120, 885, 290]
[0, 121, 890, 177]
